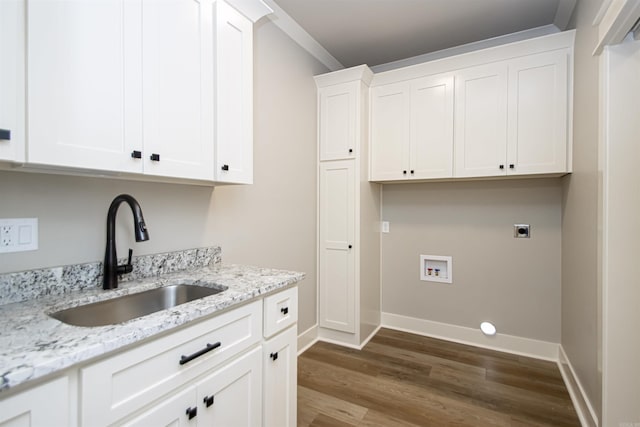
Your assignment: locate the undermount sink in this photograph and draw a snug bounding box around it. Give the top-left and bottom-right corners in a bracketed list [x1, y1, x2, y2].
[50, 284, 226, 327]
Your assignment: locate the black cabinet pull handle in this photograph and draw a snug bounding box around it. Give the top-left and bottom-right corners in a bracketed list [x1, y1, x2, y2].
[179, 342, 221, 365]
[0, 129, 11, 140]
[281, 307, 289, 315]
[410, 170, 414, 174]
[186, 407, 197, 420]
[131, 150, 142, 159]
[203, 395, 214, 408]
[348, 244, 352, 249]
[349, 148, 353, 153]
[509, 164, 515, 169]
[270, 352, 278, 361]
[402, 170, 407, 174]
[150, 153, 160, 161]
[499, 164, 504, 170]
[221, 164, 229, 171]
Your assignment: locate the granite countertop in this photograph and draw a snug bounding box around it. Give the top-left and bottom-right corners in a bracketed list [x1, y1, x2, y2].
[0, 262, 305, 394]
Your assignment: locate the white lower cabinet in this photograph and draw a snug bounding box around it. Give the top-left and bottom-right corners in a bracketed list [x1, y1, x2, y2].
[318, 160, 356, 334]
[123, 347, 262, 427]
[0, 377, 70, 427]
[6, 286, 302, 427]
[263, 326, 297, 427]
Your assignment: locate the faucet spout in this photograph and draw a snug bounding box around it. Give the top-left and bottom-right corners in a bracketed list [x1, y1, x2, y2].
[104, 194, 149, 290]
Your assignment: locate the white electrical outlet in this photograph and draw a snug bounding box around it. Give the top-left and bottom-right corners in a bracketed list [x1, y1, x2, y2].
[0, 218, 38, 253]
[382, 221, 389, 233]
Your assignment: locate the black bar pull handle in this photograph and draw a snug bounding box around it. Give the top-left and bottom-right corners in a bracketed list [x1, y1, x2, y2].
[150, 153, 160, 161]
[0, 129, 11, 140]
[499, 164, 505, 170]
[186, 407, 197, 420]
[281, 307, 289, 315]
[179, 342, 221, 365]
[131, 150, 142, 159]
[221, 164, 229, 171]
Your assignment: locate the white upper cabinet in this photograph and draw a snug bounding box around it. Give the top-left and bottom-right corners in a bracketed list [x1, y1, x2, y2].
[24, 0, 263, 183]
[506, 49, 568, 175]
[27, 0, 142, 173]
[370, 74, 454, 181]
[410, 74, 454, 179]
[215, 0, 254, 184]
[141, 0, 215, 181]
[454, 62, 509, 178]
[370, 82, 410, 181]
[369, 31, 574, 182]
[319, 82, 358, 161]
[0, 0, 25, 163]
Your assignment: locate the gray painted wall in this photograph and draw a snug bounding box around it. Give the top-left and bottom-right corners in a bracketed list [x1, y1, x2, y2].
[381, 179, 562, 342]
[561, 0, 603, 418]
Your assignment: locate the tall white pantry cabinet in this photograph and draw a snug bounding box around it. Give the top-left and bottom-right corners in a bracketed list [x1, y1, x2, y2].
[316, 66, 382, 348]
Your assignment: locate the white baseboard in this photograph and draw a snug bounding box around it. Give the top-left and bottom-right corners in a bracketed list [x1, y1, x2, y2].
[381, 312, 560, 361]
[558, 346, 599, 427]
[297, 324, 319, 356]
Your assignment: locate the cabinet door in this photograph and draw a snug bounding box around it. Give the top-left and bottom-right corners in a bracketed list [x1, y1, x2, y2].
[507, 50, 568, 175]
[454, 63, 508, 177]
[142, 0, 214, 180]
[410, 74, 454, 179]
[27, 0, 142, 173]
[197, 347, 262, 427]
[319, 82, 358, 161]
[370, 82, 410, 181]
[263, 326, 297, 427]
[319, 160, 356, 333]
[0, 377, 69, 427]
[215, 0, 254, 184]
[121, 387, 198, 427]
[0, 0, 25, 163]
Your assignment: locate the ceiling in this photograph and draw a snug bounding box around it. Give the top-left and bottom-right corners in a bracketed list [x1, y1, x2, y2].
[271, 0, 577, 68]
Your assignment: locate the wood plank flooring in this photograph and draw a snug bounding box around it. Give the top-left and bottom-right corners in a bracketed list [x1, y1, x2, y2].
[298, 328, 580, 426]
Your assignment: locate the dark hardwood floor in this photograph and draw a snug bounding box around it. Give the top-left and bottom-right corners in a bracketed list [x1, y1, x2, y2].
[298, 328, 580, 426]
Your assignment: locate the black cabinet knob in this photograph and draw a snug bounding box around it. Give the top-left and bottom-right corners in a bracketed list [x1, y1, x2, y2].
[348, 244, 352, 249]
[509, 164, 515, 169]
[410, 170, 414, 174]
[403, 170, 407, 174]
[281, 307, 289, 315]
[203, 395, 214, 408]
[0, 129, 11, 140]
[150, 153, 160, 161]
[499, 164, 504, 170]
[349, 148, 353, 154]
[186, 407, 197, 420]
[270, 352, 278, 361]
[221, 164, 229, 171]
[131, 150, 142, 159]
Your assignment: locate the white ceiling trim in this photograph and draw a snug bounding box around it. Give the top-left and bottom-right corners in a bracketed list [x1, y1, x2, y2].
[371, 25, 560, 73]
[593, 0, 640, 54]
[262, 0, 344, 71]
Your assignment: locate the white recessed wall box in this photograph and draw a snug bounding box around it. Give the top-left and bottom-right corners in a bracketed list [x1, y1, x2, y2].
[420, 255, 452, 284]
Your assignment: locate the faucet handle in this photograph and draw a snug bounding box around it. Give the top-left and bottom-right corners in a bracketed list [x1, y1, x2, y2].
[117, 249, 134, 275]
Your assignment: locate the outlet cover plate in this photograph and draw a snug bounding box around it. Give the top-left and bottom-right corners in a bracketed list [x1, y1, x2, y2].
[0, 218, 38, 253]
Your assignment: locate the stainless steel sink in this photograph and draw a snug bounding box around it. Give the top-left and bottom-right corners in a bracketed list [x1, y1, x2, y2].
[50, 284, 226, 327]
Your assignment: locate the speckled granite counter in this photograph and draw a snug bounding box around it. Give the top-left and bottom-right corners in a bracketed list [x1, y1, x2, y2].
[0, 249, 304, 393]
